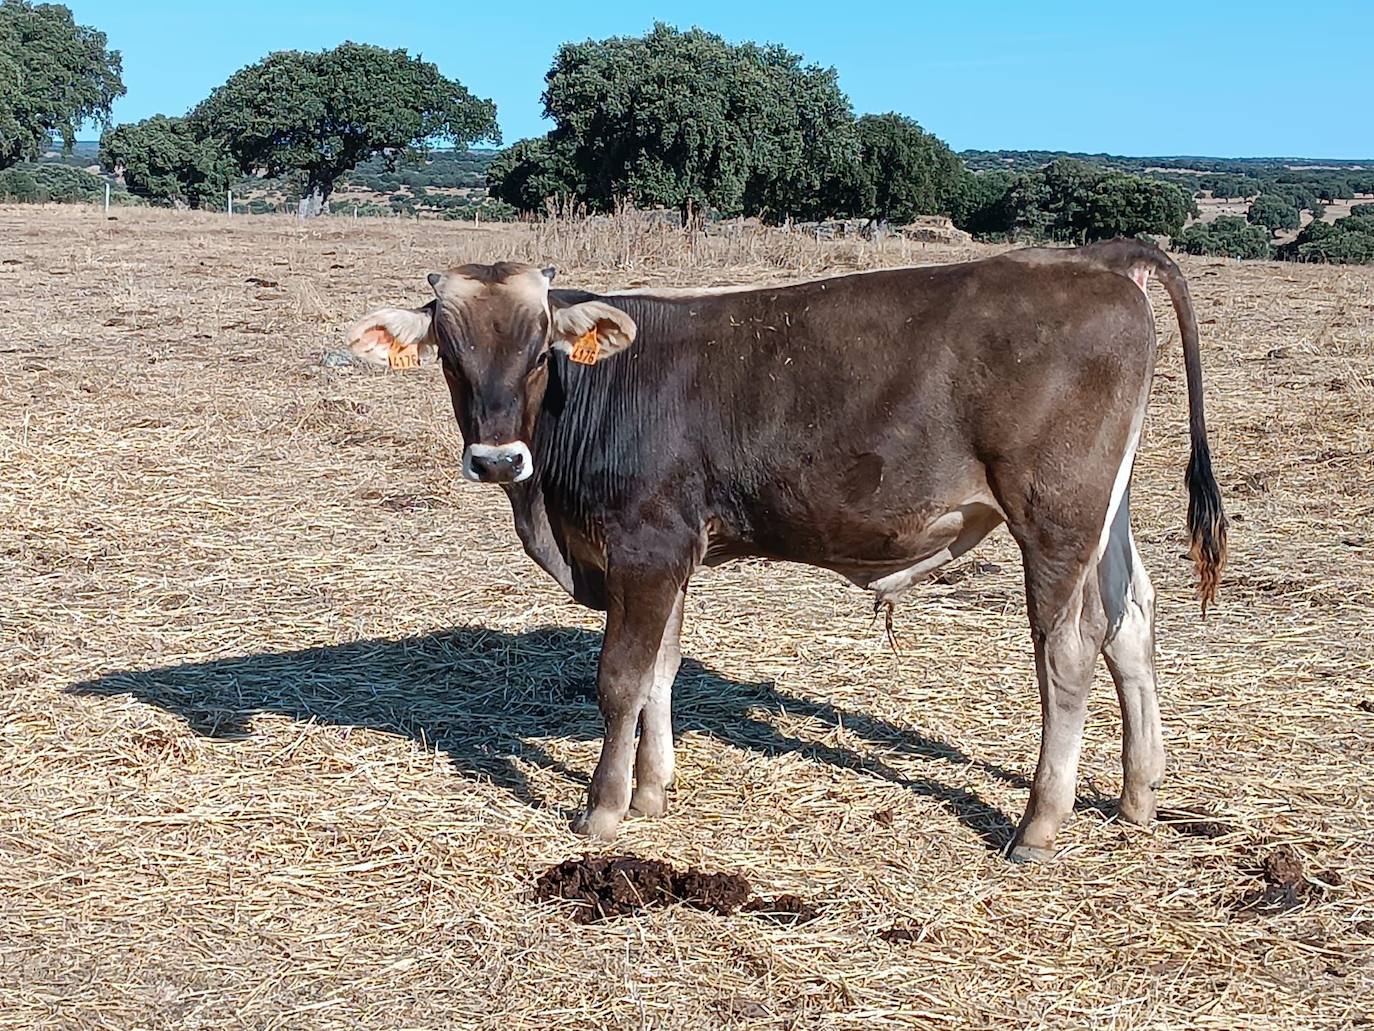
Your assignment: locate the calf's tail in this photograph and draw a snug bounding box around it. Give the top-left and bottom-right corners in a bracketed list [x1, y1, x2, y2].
[1094, 240, 1228, 613]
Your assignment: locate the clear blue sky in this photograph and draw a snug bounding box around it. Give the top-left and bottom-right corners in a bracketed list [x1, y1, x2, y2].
[72, 0, 1372, 158]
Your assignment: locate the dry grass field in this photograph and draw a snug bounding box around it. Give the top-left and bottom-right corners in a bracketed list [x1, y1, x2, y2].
[2, 205, 1372, 1030]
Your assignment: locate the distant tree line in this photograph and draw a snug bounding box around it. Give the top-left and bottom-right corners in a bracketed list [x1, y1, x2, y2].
[961, 148, 1374, 262]
[964, 151, 1374, 198]
[3, 4, 1371, 263]
[346, 150, 490, 194]
[213, 149, 504, 220]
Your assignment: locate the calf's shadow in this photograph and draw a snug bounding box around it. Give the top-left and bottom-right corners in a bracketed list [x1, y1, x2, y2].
[66, 625, 1066, 851]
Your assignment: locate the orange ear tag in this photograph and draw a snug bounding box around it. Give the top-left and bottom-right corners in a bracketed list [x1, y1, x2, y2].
[569, 329, 600, 366]
[387, 339, 420, 369]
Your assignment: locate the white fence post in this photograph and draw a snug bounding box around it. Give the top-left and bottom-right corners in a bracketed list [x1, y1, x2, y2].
[227, 189, 233, 217]
[104, 183, 110, 215]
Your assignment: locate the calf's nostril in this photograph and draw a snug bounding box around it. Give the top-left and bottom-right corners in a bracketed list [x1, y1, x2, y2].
[464, 443, 528, 483]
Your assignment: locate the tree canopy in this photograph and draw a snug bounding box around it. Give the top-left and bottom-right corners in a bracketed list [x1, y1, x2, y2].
[492, 24, 858, 221]
[99, 115, 234, 209]
[1280, 213, 1374, 264]
[1247, 194, 1301, 235]
[836, 113, 962, 224]
[1198, 173, 1259, 201]
[956, 158, 1194, 242]
[191, 42, 498, 216]
[947, 170, 1014, 236]
[0, 0, 124, 169]
[0, 159, 117, 203]
[1082, 171, 1196, 241]
[486, 136, 580, 213]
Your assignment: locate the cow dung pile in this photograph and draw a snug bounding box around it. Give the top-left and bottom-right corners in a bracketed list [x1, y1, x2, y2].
[1233, 845, 1341, 917]
[535, 855, 818, 925]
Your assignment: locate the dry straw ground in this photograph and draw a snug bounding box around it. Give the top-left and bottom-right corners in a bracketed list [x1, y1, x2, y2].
[2, 205, 1372, 1030]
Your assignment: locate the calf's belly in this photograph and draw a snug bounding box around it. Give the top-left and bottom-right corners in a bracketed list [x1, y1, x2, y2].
[731, 499, 1005, 604]
[844, 501, 1005, 603]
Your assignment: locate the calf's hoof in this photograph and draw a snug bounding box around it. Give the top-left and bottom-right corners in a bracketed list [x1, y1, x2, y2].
[1007, 842, 1058, 864]
[628, 786, 668, 819]
[571, 807, 623, 841]
[1118, 784, 1160, 827]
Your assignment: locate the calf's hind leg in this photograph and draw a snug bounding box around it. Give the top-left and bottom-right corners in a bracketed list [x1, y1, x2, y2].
[1098, 492, 1165, 825]
[1009, 544, 1109, 863]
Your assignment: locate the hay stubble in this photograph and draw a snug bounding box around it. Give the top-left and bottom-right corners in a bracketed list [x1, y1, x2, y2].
[1, 206, 1372, 1029]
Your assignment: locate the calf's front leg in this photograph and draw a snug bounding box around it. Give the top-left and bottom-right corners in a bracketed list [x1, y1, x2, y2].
[572, 568, 684, 840]
[630, 585, 685, 818]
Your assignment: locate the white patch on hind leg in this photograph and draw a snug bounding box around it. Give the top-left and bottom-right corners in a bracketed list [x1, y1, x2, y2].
[1097, 423, 1142, 561]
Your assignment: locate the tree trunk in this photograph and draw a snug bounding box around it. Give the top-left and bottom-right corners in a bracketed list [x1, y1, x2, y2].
[297, 185, 330, 219]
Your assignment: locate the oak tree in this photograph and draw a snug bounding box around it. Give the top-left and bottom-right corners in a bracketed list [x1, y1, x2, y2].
[0, 0, 123, 168]
[193, 42, 498, 217]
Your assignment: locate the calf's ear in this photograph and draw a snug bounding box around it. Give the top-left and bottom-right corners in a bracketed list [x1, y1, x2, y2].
[345, 301, 438, 369]
[550, 301, 637, 366]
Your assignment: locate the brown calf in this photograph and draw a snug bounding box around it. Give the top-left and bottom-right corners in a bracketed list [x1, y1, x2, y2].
[347, 239, 1226, 860]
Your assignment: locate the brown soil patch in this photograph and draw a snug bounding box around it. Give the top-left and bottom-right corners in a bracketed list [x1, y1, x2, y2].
[879, 923, 942, 945]
[740, 893, 820, 926]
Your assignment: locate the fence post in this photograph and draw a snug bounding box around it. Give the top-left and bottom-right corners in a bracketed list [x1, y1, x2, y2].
[227, 189, 233, 217]
[104, 182, 110, 215]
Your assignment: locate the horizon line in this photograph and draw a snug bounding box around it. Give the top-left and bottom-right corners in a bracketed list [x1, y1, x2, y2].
[55, 141, 1374, 165]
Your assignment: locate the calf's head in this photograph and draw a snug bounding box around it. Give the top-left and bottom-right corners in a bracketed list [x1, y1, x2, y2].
[347, 261, 636, 484]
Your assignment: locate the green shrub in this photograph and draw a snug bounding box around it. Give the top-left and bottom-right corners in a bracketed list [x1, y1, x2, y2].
[0, 162, 118, 203]
[0, 168, 40, 200]
[1173, 216, 1272, 259]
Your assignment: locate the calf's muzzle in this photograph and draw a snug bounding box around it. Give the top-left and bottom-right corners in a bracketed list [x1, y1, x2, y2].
[462, 442, 532, 484]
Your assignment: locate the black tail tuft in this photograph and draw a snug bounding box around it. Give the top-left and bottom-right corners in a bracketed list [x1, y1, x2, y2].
[1186, 437, 1228, 615]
